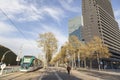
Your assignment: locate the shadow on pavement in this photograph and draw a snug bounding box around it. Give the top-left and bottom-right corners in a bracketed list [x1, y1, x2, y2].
[78, 69, 120, 80]
[42, 68, 82, 80]
[57, 70, 82, 80]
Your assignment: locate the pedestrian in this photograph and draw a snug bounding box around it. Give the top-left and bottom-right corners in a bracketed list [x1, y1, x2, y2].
[67, 65, 71, 74]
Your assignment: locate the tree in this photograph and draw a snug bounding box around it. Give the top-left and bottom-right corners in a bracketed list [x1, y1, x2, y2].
[79, 42, 89, 68]
[50, 52, 61, 66]
[69, 35, 81, 68]
[92, 36, 111, 70]
[50, 42, 71, 67]
[60, 45, 68, 64]
[86, 41, 96, 69]
[37, 32, 58, 67]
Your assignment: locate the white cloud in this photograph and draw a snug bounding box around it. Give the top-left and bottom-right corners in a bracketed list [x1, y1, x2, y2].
[0, 22, 43, 57]
[16, 5, 44, 22]
[59, 0, 81, 12]
[43, 7, 65, 22]
[117, 19, 120, 29]
[0, 0, 24, 12]
[114, 9, 120, 17]
[68, 0, 74, 3]
[37, 24, 68, 56]
[0, 22, 17, 34]
[0, 0, 68, 57]
[0, 0, 42, 21]
[0, 36, 41, 57]
[0, 0, 66, 22]
[114, 9, 120, 28]
[41, 24, 68, 47]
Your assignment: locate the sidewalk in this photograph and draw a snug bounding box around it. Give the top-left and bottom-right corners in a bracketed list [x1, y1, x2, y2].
[76, 68, 120, 76]
[0, 66, 20, 76]
[58, 67, 103, 80]
[71, 70, 102, 80]
[58, 67, 120, 80]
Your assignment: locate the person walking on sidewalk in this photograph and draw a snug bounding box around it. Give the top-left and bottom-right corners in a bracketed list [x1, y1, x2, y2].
[67, 65, 71, 74]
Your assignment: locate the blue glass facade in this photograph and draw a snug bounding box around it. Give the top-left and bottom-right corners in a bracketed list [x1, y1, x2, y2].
[68, 16, 83, 41]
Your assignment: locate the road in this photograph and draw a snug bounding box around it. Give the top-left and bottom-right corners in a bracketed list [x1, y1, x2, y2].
[0, 67, 120, 80]
[40, 67, 81, 80]
[0, 71, 41, 80]
[78, 69, 120, 80]
[0, 67, 82, 80]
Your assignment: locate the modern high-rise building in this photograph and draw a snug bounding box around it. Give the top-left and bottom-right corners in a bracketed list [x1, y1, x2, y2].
[68, 16, 83, 41]
[82, 0, 120, 62]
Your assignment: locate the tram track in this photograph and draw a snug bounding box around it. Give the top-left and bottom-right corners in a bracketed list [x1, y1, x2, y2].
[0, 72, 25, 80]
[0, 68, 43, 80]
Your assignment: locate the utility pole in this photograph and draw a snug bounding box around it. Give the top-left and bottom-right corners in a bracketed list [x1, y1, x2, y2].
[16, 45, 23, 65]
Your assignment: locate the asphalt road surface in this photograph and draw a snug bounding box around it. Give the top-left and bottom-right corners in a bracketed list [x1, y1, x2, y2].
[0, 67, 120, 80]
[0, 67, 82, 80]
[78, 69, 120, 80]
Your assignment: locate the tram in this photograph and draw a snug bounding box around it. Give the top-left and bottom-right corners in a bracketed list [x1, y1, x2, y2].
[20, 55, 43, 72]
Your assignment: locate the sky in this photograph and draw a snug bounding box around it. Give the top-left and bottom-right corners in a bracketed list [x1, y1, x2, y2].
[0, 0, 120, 58]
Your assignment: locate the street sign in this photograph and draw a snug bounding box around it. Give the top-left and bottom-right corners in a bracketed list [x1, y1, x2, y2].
[1, 64, 6, 70]
[16, 56, 20, 61]
[0, 64, 6, 75]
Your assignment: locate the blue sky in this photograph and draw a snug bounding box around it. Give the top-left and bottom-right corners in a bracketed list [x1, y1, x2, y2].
[0, 0, 120, 57]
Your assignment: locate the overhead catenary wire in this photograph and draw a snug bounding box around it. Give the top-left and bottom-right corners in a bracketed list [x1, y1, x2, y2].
[0, 8, 38, 56]
[0, 8, 28, 41]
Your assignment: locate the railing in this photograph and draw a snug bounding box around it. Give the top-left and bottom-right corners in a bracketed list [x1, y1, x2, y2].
[0, 66, 20, 75]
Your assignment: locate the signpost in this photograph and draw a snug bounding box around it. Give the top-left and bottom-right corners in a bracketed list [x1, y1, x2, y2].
[0, 64, 6, 75]
[16, 56, 20, 65]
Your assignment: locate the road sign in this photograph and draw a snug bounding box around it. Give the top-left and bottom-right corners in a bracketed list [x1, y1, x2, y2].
[16, 56, 20, 61]
[0, 64, 6, 75]
[1, 64, 6, 70]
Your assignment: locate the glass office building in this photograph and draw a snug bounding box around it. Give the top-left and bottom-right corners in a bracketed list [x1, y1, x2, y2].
[68, 16, 83, 41]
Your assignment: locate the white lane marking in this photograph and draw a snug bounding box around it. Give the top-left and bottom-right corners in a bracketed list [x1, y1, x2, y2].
[39, 69, 46, 80]
[39, 76, 43, 80]
[54, 70, 63, 80]
[39, 73, 44, 80]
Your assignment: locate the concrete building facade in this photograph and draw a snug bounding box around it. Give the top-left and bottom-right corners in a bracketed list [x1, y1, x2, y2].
[82, 0, 120, 63]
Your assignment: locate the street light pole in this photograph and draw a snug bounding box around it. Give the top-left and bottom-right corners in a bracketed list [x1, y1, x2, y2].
[1, 50, 11, 63]
[16, 45, 23, 65]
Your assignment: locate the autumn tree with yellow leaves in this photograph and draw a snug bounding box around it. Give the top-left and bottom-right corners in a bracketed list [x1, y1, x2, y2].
[37, 32, 58, 67]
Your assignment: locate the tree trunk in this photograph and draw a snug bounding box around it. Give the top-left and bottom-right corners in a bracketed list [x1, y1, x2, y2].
[78, 53, 80, 68]
[97, 53, 100, 70]
[90, 59, 92, 69]
[74, 53, 76, 69]
[72, 55, 74, 69]
[84, 58, 86, 68]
